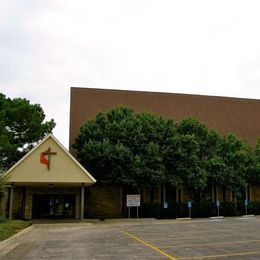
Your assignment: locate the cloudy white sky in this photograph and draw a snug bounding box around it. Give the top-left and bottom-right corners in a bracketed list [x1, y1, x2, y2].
[1, 0, 260, 148]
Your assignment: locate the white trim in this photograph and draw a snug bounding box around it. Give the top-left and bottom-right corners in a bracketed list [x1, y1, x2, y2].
[1, 134, 96, 183]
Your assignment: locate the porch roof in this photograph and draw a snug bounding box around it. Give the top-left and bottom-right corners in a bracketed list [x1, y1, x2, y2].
[2, 134, 96, 185]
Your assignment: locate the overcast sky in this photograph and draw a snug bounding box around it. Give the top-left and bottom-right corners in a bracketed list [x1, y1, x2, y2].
[1, 0, 260, 148]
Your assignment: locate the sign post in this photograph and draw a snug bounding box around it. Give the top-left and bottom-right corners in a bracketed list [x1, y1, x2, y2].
[216, 200, 220, 217]
[245, 199, 248, 216]
[188, 201, 192, 218]
[126, 195, 141, 219]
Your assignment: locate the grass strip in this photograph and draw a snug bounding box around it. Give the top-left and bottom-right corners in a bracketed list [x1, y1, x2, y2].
[0, 220, 31, 241]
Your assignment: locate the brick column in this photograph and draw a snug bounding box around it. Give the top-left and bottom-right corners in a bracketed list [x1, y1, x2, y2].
[9, 184, 14, 220]
[81, 183, 84, 220]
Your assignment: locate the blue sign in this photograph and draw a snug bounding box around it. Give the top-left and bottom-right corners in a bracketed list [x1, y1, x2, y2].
[164, 202, 168, 209]
[216, 200, 220, 207]
[245, 199, 248, 206]
[188, 201, 192, 208]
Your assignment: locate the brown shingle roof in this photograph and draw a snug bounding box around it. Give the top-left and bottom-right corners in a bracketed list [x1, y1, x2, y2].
[69, 87, 260, 153]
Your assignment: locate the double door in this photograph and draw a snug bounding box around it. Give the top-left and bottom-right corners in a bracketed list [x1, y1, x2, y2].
[32, 194, 75, 218]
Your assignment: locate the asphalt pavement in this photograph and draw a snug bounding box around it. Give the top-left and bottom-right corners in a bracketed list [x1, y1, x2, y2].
[1, 217, 260, 259]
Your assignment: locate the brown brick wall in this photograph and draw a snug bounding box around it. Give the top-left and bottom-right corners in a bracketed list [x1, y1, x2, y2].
[24, 188, 32, 220]
[181, 190, 190, 202]
[85, 183, 121, 218]
[70, 87, 260, 155]
[225, 189, 233, 202]
[250, 185, 260, 201]
[0, 188, 9, 216]
[12, 187, 23, 218]
[8, 184, 260, 220]
[143, 188, 150, 203]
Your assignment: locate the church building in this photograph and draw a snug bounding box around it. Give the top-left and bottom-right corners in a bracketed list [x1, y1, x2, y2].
[69, 87, 260, 218]
[2, 87, 260, 219]
[2, 134, 96, 220]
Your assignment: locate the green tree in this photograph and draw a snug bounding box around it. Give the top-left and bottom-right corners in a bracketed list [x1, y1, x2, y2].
[164, 118, 254, 202]
[73, 107, 176, 189]
[217, 135, 250, 192]
[74, 108, 257, 202]
[0, 93, 56, 169]
[0, 165, 8, 220]
[164, 118, 222, 202]
[204, 134, 257, 202]
[246, 138, 260, 185]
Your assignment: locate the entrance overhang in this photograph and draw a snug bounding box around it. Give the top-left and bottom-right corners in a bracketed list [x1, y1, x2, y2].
[7, 182, 93, 187]
[6, 182, 90, 220]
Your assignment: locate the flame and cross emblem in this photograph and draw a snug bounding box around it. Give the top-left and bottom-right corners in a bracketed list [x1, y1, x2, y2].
[40, 147, 57, 170]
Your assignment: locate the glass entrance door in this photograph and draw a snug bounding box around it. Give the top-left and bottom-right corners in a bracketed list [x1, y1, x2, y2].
[32, 194, 75, 218]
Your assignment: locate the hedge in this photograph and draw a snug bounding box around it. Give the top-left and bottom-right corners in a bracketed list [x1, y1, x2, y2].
[138, 201, 260, 219]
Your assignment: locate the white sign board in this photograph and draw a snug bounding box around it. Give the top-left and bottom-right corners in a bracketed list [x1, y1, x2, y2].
[126, 194, 141, 207]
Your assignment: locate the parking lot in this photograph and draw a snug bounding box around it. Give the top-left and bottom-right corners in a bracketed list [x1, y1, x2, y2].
[123, 216, 260, 259]
[1, 216, 260, 259]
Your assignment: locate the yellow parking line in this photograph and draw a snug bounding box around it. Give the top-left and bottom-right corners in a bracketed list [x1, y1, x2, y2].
[178, 250, 260, 259]
[170, 229, 229, 234]
[161, 238, 260, 249]
[156, 219, 222, 225]
[122, 230, 177, 260]
[134, 229, 231, 240]
[144, 232, 251, 242]
[167, 233, 242, 240]
[140, 229, 230, 237]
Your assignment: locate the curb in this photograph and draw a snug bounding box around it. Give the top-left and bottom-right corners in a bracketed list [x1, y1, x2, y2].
[210, 216, 224, 219]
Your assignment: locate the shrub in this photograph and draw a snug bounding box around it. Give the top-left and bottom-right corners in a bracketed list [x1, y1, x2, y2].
[140, 200, 260, 218]
[247, 201, 260, 215]
[220, 202, 238, 216]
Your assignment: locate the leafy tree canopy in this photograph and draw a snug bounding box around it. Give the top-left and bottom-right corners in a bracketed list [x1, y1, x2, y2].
[164, 119, 256, 201]
[0, 93, 56, 169]
[74, 106, 260, 201]
[250, 138, 260, 184]
[164, 118, 223, 201]
[73, 107, 176, 189]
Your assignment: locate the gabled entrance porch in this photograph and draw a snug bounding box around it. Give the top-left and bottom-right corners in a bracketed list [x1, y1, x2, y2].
[2, 134, 96, 220]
